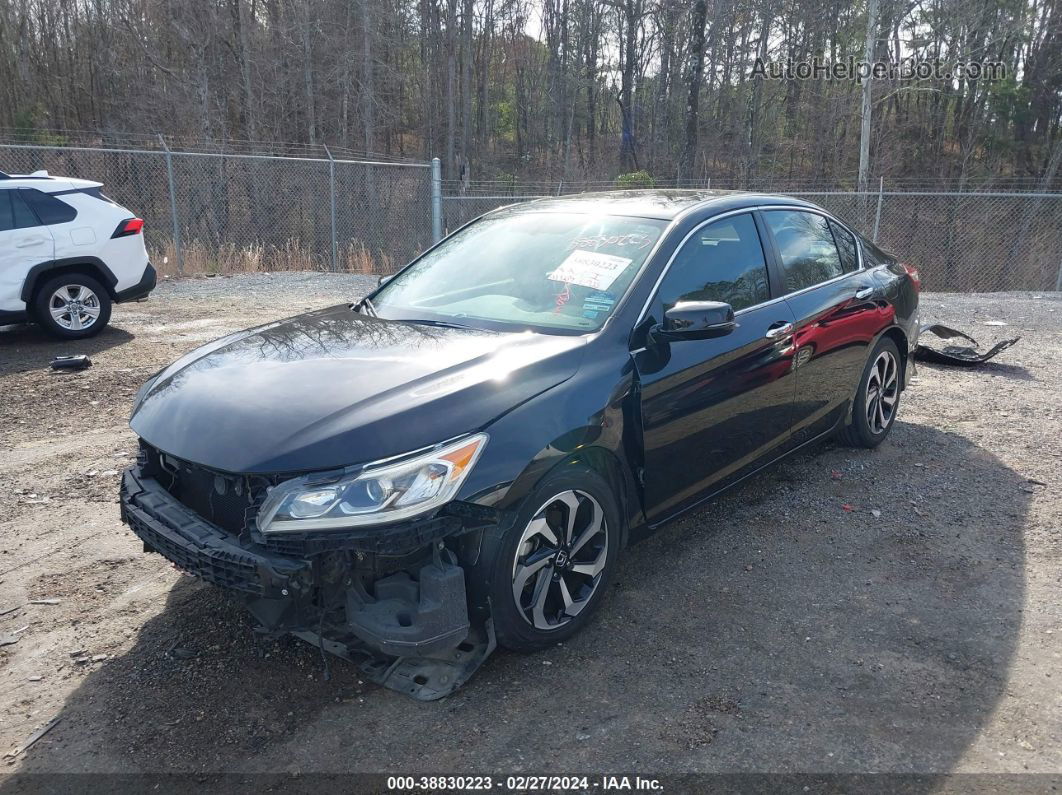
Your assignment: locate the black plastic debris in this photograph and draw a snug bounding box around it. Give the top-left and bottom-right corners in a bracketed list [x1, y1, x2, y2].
[914, 323, 1020, 366]
[50, 355, 92, 371]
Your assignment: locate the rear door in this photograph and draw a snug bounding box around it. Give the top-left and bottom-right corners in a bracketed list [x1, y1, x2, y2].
[760, 209, 886, 443]
[0, 188, 55, 313]
[635, 211, 798, 523]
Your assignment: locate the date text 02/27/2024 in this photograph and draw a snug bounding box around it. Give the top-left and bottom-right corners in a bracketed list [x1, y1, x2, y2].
[385, 775, 664, 791]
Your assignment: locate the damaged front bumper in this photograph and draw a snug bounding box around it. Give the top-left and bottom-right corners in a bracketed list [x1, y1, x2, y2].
[120, 464, 504, 699]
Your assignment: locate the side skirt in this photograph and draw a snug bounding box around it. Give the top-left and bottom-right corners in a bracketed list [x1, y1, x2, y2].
[0, 310, 29, 325]
[646, 414, 846, 531]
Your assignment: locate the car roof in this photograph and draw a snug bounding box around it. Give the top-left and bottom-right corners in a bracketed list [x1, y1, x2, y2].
[490, 189, 818, 221]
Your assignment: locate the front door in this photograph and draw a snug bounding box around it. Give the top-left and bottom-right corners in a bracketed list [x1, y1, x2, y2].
[635, 212, 797, 524]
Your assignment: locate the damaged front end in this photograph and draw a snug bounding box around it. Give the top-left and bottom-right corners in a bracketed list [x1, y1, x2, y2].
[119, 442, 510, 700]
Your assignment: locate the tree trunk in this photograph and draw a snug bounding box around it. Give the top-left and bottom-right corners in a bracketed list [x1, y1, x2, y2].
[680, 0, 708, 181]
[858, 0, 879, 193]
[299, 3, 317, 145]
[361, 0, 375, 154]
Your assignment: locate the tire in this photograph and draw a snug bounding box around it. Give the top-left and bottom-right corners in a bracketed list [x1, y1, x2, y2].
[33, 273, 112, 339]
[838, 336, 902, 448]
[472, 465, 622, 653]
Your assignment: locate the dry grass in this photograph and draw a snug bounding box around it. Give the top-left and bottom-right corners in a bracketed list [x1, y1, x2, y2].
[342, 240, 395, 274]
[151, 239, 395, 277]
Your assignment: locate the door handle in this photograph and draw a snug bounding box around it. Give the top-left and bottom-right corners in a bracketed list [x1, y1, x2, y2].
[765, 322, 794, 339]
[15, 237, 44, 248]
[854, 287, 874, 300]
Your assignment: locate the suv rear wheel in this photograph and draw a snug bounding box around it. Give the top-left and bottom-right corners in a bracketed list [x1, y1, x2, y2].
[33, 273, 112, 339]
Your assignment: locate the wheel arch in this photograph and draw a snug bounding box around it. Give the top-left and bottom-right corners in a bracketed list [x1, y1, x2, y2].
[21, 257, 120, 310]
[842, 324, 909, 428]
[877, 325, 910, 391]
[554, 446, 636, 549]
[498, 442, 640, 551]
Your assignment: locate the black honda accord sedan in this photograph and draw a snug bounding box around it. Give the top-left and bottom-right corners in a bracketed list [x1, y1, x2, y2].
[121, 190, 920, 698]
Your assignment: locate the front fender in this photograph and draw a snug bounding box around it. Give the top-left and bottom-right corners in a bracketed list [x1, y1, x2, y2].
[456, 348, 644, 545]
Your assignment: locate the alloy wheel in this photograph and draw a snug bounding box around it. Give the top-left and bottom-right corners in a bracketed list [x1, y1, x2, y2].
[865, 350, 899, 434]
[511, 489, 609, 631]
[49, 285, 102, 331]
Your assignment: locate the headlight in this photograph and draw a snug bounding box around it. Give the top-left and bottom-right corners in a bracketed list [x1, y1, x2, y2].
[257, 434, 487, 533]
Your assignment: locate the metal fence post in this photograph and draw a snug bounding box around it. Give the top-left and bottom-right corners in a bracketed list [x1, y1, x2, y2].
[158, 134, 182, 274]
[324, 144, 338, 271]
[873, 176, 884, 242]
[431, 157, 443, 243]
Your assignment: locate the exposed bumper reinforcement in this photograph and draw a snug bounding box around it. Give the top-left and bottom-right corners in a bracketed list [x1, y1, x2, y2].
[120, 464, 497, 699]
[120, 468, 311, 600]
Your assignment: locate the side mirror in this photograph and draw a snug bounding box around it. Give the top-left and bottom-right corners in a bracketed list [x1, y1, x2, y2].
[377, 274, 394, 287]
[651, 300, 736, 342]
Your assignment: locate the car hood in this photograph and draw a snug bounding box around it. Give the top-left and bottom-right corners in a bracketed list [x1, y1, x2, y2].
[130, 305, 587, 473]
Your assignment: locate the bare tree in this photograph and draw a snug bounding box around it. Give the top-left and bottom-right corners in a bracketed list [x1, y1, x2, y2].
[0, 0, 1056, 188]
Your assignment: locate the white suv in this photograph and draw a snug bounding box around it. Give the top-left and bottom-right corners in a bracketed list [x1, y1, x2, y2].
[0, 169, 156, 339]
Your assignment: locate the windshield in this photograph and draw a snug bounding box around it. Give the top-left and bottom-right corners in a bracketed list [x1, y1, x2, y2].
[370, 212, 667, 333]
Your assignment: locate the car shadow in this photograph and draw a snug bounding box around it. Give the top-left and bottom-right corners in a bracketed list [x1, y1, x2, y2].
[7, 421, 1029, 778]
[0, 324, 135, 376]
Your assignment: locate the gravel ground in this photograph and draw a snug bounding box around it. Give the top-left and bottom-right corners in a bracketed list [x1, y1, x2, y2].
[0, 275, 1059, 777]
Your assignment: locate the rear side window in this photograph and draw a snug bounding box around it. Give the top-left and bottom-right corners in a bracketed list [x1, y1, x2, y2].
[763, 210, 844, 293]
[857, 233, 894, 267]
[829, 221, 859, 273]
[656, 213, 770, 312]
[0, 189, 41, 231]
[21, 188, 77, 224]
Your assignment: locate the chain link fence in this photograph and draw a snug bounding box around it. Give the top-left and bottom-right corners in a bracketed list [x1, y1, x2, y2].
[0, 143, 435, 277]
[2, 142, 1060, 292]
[442, 183, 1062, 292]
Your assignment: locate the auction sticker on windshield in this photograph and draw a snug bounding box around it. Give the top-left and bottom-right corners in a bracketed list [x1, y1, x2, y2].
[547, 249, 633, 291]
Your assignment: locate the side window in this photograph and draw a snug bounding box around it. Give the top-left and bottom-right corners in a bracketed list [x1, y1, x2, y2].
[856, 233, 894, 268]
[656, 213, 770, 312]
[0, 189, 40, 230]
[828, 220, 859, 273]
[764, 210, 844, 293]
[21, 188, 76, 224]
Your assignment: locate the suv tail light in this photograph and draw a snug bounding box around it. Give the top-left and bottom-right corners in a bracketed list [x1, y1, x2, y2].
[901, 263, 921, 291]
[111, 218, 144, 238]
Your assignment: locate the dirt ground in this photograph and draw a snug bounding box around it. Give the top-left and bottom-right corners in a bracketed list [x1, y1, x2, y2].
[0, 275, 1059, 777]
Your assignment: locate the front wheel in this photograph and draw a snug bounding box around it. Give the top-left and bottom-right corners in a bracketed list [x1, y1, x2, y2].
[838, 337, 902, 448]
[474, 466, 622, 652]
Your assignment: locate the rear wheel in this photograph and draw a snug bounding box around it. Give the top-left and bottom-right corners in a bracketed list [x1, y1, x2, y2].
[33, 273, 112, 339]
[475, 466, 622, 652]
[838, 337, 902, 448]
